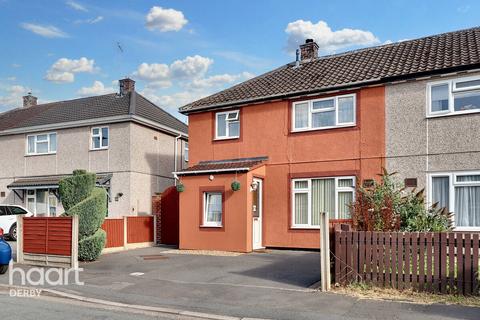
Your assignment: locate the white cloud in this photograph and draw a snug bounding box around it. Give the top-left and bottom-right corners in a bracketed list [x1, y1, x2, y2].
[11, 63, 21, 68]
[74, 16, 104, 24]
[21, 23, 68, 38]
[0, 85, 28, 110]
[145, 6, 188, 32]
[285, 20, 379, 54]
[133, 55, 213, 87]
[458, 5, 470, 13]
[6, 76, 16, 81]
[66, 1, 87, 12]
[77, 81, 115, 96]
[188, 72, 254, 90]
[140, 88, 204, 120]
[45, 57, 96, 83]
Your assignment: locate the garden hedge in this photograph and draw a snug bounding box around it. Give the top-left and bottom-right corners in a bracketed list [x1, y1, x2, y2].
[65, 188, 107, 238]
[78, 229, 106, 261]
[59, 169, 96, 211]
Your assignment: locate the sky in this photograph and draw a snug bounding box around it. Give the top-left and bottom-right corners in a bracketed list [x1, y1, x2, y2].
[0, 0, 479, 122]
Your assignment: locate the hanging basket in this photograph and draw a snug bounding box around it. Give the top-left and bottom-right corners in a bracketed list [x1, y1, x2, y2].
[231, 180, 241, 191]
[176, 183, 185, 193]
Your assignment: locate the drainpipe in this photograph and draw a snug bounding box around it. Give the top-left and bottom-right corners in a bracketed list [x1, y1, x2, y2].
[174, 134, 182, 186]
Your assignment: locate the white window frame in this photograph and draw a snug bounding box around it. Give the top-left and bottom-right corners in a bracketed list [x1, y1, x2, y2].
[203, 192, 223, 227]
[25, 188, 57, 217]
[292, 93, 356, 132]
[291, 176, 356, 229]
[91, 126, 109, 150]
[426, 75, 480, 118]
[25, 132, 57, 155]
[427, 171, 480, 231]
[215, 110, 240, 140]
[184, 142, 189, 162]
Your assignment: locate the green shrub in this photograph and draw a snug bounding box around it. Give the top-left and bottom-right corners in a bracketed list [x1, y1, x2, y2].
[59, 170, 96, 211]
[65, 188, 107, 238]
[352, 169, 452, 232]
[78, 229, 106, 261]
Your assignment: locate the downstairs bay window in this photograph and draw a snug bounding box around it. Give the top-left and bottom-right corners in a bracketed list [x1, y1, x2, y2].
[430, 172, 480, 230]
[292, 176, 355, 228]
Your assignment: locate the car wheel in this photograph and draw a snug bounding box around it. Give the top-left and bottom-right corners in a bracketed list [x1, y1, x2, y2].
[9, 224, 17, 241]
[0, 264, 8, 275]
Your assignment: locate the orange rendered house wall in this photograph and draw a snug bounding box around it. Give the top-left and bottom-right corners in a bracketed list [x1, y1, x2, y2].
[180, 87, 385, 250]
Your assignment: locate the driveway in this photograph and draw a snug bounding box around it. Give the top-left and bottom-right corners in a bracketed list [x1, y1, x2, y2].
[2, 246, 479, 320]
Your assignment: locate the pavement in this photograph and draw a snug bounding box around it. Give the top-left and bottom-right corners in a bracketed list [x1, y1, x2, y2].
[1, 245, 479, 320]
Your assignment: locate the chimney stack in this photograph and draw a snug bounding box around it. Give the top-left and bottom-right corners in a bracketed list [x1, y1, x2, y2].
[119, 78, 135, 96]
[22, 92, 38, 108]
[300, 39, 319, 61]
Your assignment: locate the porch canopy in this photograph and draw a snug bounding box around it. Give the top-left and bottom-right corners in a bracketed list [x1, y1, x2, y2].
[174, 156, 268, 176]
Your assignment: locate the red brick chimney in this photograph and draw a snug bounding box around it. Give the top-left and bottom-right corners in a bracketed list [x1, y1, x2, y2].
[119, 78, 135, 96]
[300, 39, 319, 61]
[22, 93, 38, 108]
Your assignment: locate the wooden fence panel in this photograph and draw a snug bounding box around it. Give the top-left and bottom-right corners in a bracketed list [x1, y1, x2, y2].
[101, 218, 124, 248]
[23, 217, 72, 256]
[127, 216, 154, 244]
[334, 230, 480, 296]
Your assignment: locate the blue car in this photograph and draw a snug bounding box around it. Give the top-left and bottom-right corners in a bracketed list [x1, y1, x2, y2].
[0, 228, 11, 274]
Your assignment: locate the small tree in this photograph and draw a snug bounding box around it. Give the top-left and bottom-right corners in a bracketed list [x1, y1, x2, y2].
[59, 170, 107, 261]
[352, 169, 452, 232]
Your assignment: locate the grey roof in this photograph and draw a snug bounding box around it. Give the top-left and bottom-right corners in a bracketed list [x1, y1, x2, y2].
[8, 173, 112, 189]
[176, 156, 267, 175]
[180, 26, 480, 114]
[0, 92, 188, 134]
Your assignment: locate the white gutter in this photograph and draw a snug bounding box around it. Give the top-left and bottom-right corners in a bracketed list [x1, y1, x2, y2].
[173, 167, 251, 176]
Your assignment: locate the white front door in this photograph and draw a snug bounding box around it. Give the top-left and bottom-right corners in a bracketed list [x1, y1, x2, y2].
[252, 178, 263, 250]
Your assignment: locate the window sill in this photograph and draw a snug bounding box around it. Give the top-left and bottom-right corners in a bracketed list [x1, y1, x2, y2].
[291, 123, 356, 133]
[213, 137, 239, 141]
[454, 227, 480, 232]
[427, 109, 480, 118]
[25, 152, 56, 157]
[90, 147, 109, 151]
[290, 226, 320, 230]
[200, 225, 223, 228]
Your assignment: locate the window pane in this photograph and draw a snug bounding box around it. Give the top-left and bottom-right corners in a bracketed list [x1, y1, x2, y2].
[36, 190, 47, 216]
[9, 207, 27, 215]
[49, 196, 57, 216]
[455, 79, 480, 89]
[338, 192, 353, 219]
[92, 136, 100, 149]
[338, 97, 354, 123]
[455, 186, 480, 227]
[312, 99, 334, 110]
[312, 110, 335, 127]
[92, 128, 100, 135]
[36, 134, 48, 142]
[294, 180, 308, 189]
[338, 178, 354, 188]
[227, 111, 238, 120]
[27, 198, 35, 214]
[294, 103, 308, 129]
[101, 127, 109, 147]
[432, 176, 449, 209]
[206, 193, 222, 224]
[36, 141, 48, 154]
[228, 121, 240, 137]
[454, 91, 480, 112]
[311, 178, 335, 224]
[49, 133, 57, 152]
[457, 175, 480, 182]
[294, 193, 308, 225]
[27, 136, 35, 153]
[431, 84, 449, 112]
[217, 114, 227, 137]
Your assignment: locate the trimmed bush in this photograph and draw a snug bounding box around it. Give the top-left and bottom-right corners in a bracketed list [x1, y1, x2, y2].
[65, 188, 107, 238]
[78, 229, 106, 261]
[59, 170, 96, 211]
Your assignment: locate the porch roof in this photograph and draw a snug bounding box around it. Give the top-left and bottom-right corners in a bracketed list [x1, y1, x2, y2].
[7, 173, 113, 189]
[174, 156, 267, 176]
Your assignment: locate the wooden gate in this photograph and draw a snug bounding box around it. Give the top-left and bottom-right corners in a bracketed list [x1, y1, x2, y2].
[17, 216, 78, 268]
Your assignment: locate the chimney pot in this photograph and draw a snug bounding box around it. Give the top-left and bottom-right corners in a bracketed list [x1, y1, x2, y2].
[119, 78, 135, 96]
[22, 93, 38, 108]
[300, 39, 319, 61]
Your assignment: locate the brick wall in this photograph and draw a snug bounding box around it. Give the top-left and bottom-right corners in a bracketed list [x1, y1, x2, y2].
[152, 195, 161, 244]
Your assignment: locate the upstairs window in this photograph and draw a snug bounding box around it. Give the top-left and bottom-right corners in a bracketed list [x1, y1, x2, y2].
[428, 76, 480, 116]
[215, 110, 239, 139]
[184, 142, 189, 162]
[91, 127, 109, 150]
[26, 132, 57, 155]
[292, 94, 356, 131]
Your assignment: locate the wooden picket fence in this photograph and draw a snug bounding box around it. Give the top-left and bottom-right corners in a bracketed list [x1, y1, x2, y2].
[334, 227, 480, 295]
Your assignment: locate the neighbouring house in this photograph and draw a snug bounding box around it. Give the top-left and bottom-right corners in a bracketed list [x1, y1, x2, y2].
[0, 78, 188, 217]
[175, 27, 480, 252]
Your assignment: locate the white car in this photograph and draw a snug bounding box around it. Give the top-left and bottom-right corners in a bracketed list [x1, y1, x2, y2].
[0, 205, 33, 241]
